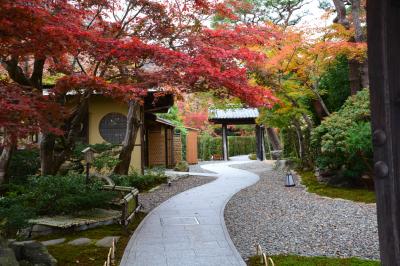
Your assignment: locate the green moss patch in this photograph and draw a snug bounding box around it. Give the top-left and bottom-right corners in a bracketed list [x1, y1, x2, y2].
[248, 255, 380, 266]
[298, 171, 376, 203]
[35, 212, 146, 265]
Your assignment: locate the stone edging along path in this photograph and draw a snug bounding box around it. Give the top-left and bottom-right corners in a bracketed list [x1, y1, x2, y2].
[120, 159, 267, 266]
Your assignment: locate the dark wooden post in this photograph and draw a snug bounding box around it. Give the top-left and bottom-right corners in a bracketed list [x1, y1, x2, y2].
[255, 125, 265, 161]
[222, 124, 228, 161]
[368, 1, 400, 264]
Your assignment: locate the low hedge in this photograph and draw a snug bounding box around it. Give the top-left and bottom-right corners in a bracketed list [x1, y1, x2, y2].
[110, 171, 167, 191]
[0, 174, 116, 235]
[198, 134, 256, 160]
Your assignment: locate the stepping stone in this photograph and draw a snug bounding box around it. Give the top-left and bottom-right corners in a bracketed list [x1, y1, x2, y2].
[68, 238, 91, 246]
[41, 238, 66, 246]
[95, 236, 120, 247]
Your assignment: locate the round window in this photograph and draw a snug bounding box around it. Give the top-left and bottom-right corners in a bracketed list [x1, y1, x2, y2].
[99, 112, 127, 144]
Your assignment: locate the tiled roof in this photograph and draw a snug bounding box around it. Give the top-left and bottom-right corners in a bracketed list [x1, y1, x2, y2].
[155, 117, 175, 127]
[209, 108, 259, 120]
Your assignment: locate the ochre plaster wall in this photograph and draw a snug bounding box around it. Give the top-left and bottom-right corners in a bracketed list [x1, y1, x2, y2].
[88, 96, 142, 172]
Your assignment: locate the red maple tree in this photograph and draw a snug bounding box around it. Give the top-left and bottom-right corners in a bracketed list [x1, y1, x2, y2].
[0, 0, 277, 180]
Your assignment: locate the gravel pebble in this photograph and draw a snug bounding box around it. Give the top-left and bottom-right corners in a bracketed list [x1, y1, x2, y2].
[224, 161, 380, 260]
[139, 175, 216, 213]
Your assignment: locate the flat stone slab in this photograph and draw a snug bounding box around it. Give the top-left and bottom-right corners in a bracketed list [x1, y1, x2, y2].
[30, 209, 121, 229]
[95, 236, 120, 247]
[120, 156, 260, 266]
[68, 238, 91, 246]
[41, 238, 66, 246]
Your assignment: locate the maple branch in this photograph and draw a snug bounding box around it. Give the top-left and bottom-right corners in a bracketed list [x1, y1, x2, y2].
[75, 57, 87, 75]
[86, 6, 103, 30]
[2, 57, 31, 87]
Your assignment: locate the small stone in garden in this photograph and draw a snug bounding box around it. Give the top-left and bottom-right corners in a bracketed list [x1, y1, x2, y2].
[148, 185, 161, 192]
[95, 236, 120, 247]
[68, 238, 91, 246]
[41, 238, 66, 246]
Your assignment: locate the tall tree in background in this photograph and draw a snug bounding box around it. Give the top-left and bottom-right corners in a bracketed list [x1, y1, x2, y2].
[0, 0, 278, 179]
[330, 0, 368, 94]
[214, 0, 309, 27]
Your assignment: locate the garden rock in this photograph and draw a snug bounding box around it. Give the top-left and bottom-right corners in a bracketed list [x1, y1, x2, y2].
[0, 237, 19, 266]
[41, 238, 66, 246]
[95, 236, 120, 247]
[68, 238, 91, 246]
[10, 240, 57, 266]
[270, 150, 282, 159]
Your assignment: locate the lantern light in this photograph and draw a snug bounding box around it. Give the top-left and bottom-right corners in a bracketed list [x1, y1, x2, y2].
[285, 171, 296, 187]
[82, 147, 96, 185]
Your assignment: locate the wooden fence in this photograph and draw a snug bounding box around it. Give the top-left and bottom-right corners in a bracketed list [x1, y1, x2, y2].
[255, 244, 275, 266]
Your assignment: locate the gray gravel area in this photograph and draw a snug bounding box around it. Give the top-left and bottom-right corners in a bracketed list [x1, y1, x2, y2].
[224, 161, 380, 260]
[139, 175, 216, 213]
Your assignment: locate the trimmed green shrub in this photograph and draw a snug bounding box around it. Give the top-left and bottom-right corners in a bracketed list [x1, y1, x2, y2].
[248, 153, 257, 160]
[174, 161, 189, 172]
[0, 173, 115, 235]
[111, 171, 167, 191]
[311, 89, 372, 181]
[27, 174, 115, 215]
[0, 195, 36, 235]
[198, 134, 256, 160]
[7, 148, 40, 183]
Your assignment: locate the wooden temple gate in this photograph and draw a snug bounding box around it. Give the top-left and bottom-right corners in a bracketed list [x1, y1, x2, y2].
[209, 108, 265, 161]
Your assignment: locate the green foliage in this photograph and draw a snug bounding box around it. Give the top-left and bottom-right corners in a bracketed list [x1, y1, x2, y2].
[248, 255, 380, 266]
[27, 174, 115, 215]
[198, 134, 257, 160]
[248, 153, 257, 160]
[174, 161, 189, 172]
[319, 55, 351, 113]
[157, 106, 187, 134]
[92, 152, 120, 172]
[298, 171, 376, 203]
[1, 174, 115, 234]
[73, 142, 119, 173]
[311, 89, 372, 179]
[7, 148, 40, 183]
[0, 195, 36, 235]
[35, 212, 146, 266]
[111, 171, 167, 191]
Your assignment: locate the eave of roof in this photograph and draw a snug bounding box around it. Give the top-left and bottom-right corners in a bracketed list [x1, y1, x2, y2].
[208, 108, 259, 120]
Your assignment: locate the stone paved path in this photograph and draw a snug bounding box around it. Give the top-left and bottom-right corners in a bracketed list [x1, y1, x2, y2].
[120, 156, 267, 266]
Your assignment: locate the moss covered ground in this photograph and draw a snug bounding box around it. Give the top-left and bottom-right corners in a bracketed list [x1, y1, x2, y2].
[247, 255, 380, 266]
[298, 171, 376, 203]
[34, 212, 146, 266]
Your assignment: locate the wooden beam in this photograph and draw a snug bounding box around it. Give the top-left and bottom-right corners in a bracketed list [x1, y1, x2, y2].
[255, 125, 265, 161]
[368, 1, 400, 263]
[222, 124, 229, 161]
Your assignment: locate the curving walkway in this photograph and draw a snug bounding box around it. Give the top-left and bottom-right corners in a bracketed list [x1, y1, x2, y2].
[120, 157, 267, 266]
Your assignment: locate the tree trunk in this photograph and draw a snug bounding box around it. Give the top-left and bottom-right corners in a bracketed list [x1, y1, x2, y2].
[40, 133, 57, 175]
[311, 83, 330, 116]
[349, 59, 362, 94]
[40, 96, 89, 175]
[332, 0, 350, 27]
[266, 127, 282, 150]
[0, 144, 14, 185]
[113, 101, 141, 175]
[292, 119, 305, 160]
[361, 59, 369, 89]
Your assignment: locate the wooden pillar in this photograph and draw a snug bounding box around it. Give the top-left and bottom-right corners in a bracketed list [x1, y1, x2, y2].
[368, 1, 400, 263]
[255, 125, 265, 161]
[222, 124, 228, 161]
[140, 106, 145, 175]
[164, 126, 168, 168]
